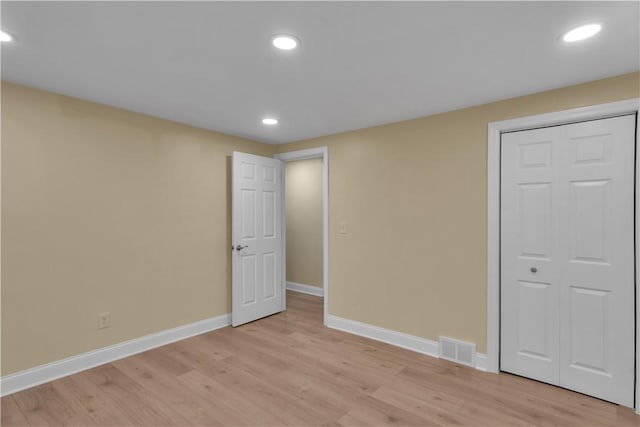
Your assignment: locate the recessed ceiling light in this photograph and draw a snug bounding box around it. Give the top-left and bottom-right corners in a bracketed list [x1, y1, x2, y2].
[262, 118, 278, 125]
[271, 35, 299, 50]
[563, 24, 602, 42]
[0, 30, 13, 42]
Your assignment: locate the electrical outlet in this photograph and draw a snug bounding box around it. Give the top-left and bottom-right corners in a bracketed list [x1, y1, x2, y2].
[97, 312, 111, 329]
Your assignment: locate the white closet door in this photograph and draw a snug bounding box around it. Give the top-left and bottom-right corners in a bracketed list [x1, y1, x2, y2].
[501, 126, 561, 385]
[558, 115, 635, 407]
[501, 115, 635, 407]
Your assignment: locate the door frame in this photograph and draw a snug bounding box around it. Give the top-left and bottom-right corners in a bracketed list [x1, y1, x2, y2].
[274, 147, 329, 324]
[486, 98, 640, 410]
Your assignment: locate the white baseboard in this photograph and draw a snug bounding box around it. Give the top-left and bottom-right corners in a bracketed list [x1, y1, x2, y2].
[326, 314, 488, 372]
[475, 353, 488, 371]
[286, 281, 324, 297]
[1, 313, 231, 397]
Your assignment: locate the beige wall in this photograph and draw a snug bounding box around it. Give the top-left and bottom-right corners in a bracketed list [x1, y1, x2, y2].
[1, 82, 274, 375]
[285, 159, 323, 288]
[275, 72, 640, 353]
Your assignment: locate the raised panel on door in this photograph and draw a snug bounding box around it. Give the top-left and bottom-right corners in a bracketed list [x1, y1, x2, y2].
[263, 251, 277, 300]
[241, 254, 257, 305]
[568, 286, 609, 373]
[568, 180, 610, 264]
[519, 183, 552, 258]
[516, 281, 554, 361]
[232, 152, 284, 327]
[558, 115, 635, 407]
[263, 191, 276, 239]
[242, 189, 257, 240]
[501, 127, 560, 384]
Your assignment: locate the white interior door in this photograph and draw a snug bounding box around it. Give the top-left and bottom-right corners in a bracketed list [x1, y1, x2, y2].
[232, 152, 284, 327]
[500, 115, 635, 407]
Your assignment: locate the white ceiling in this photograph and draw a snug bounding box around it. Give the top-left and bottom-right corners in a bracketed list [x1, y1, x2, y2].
[1, 1, 638, 144]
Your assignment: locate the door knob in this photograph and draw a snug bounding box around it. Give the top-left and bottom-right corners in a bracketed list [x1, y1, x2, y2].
[530, 267, 537, 273]
[235, 245, 248, 251]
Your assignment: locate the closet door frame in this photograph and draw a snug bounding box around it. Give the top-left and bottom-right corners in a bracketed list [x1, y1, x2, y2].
[486, 98, 640, 411]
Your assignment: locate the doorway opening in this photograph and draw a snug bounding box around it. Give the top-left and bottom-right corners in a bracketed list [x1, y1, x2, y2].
[275, 147, 329, 324]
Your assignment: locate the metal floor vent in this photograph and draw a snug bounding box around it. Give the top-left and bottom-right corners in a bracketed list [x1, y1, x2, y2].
[439, 336, 476, 368]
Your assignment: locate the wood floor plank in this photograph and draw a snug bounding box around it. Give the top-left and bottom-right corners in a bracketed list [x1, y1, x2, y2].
[337, 394, 441, 427]
[617, 406, 640, 426]
[370, 384, 471, 426]
[194, 354, 345, 426]
[1, 395, 30, 427]
[50, 373, 131, 426]
[1, 290, 637, 426]
[112, 355, 230, 426]
[11, 383, 75, 426]
[176, 367, 290, 426]
[83, 363, 190, 426]
[397, 365, 603, 426]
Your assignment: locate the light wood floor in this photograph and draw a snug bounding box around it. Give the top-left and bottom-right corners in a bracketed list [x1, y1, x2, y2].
[2, 291, 639, 426]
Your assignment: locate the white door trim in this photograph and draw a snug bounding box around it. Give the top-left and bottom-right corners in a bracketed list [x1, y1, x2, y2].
[486, 98, 640, 410]
[275, 147, 329, 324]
